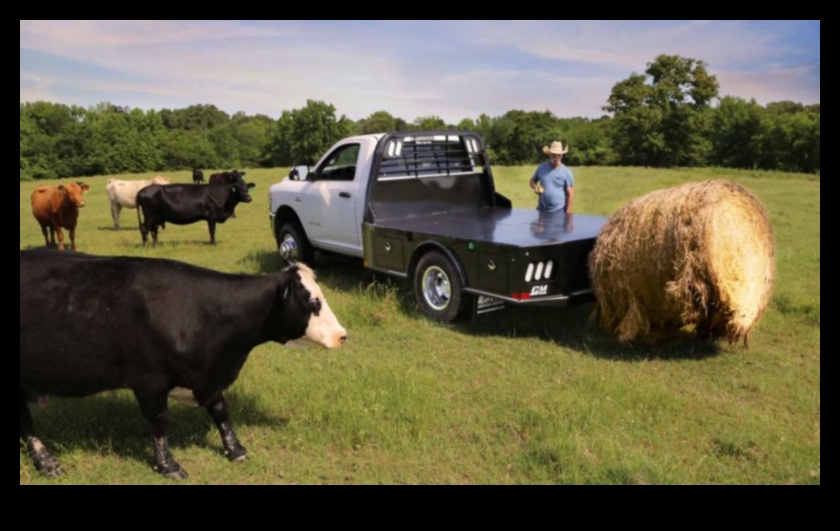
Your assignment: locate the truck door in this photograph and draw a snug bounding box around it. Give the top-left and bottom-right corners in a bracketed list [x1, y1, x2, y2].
[303, 143, 361, 252]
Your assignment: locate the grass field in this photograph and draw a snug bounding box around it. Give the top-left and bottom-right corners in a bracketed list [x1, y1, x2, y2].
[19, 166, 820, 485]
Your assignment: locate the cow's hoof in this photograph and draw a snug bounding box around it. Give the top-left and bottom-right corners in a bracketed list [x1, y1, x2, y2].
[165, 469, 188, 481]
[36, 457, 64, 478]
[155, 463, 188, 480]
[226, 447, 248, 463]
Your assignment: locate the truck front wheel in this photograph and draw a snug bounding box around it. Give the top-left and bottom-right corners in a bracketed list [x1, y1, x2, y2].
[278, 222, 314, 266]
[414, 251, 468, 323]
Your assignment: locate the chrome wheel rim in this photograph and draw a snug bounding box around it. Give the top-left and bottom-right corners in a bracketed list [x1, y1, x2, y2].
[422, 266, 451, 311]
[279, 233, 299, 262]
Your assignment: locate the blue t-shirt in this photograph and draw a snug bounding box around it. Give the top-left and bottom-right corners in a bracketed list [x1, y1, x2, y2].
[532, 162, 574, 212]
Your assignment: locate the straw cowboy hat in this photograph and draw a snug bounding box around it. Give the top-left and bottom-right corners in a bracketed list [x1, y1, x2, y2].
[542, 141, 569, 155]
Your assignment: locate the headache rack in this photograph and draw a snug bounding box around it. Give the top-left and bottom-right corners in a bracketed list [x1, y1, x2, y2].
[376, 132, 488, 181]
[365, 131, 510, 224]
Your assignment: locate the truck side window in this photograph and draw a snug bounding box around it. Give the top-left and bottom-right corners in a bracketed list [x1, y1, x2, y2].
[317, 144, 361, 181]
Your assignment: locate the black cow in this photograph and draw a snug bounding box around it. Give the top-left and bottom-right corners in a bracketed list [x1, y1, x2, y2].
[20, 250, 347, 479]
[192, 169, 205, 184]
[137, 173, 255, 245]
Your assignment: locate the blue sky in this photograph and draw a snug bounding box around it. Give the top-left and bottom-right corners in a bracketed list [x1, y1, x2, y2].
[20, 20, 820, 124]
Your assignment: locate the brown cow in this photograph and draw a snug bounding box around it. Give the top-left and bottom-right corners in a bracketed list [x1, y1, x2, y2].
[30, 182, 90, 251]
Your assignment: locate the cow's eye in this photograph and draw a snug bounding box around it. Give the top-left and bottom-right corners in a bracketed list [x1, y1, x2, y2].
[309, 298, 322, 314]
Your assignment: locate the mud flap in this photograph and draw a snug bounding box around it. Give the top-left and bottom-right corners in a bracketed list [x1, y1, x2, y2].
[471, 294, 506, 323]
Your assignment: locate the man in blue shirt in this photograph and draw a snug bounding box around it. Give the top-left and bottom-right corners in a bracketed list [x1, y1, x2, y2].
[529, 141, 575, 213]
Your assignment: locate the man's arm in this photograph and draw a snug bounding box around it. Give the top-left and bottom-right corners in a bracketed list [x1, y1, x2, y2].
[530, 168, 540, 190]
[565, 185, 574, 213]
[530, 170, 542, 193]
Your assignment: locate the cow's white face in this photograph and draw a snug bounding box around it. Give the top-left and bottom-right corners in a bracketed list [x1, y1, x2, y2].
[286, 264, 347, 350]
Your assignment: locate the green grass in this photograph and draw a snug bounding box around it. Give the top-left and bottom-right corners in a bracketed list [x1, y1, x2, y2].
[20, 166, 820, 485]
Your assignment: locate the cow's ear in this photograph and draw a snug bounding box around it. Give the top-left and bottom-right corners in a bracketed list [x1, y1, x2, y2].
[247, 183, 256, 190]
[277, 266, 300, 301]
[58, 185, 67, 195]
[81, 184, 90, 192]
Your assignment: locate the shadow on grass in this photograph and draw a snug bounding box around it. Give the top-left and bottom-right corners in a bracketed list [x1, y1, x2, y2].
[96, 225, 140, 233]
[23, 389, 287, 471]
[246, 250, 722, 362]
[459, 304, 722, 361]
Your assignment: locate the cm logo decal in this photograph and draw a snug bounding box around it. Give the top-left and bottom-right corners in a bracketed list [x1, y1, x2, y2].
[530, 285, 548, 296]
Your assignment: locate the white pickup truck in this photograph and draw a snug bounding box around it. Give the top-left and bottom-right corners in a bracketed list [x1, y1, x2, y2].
[269, 130, 606, 323]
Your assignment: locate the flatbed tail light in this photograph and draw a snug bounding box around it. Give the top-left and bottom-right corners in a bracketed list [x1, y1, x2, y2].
[512, 292, 532, 301]
[524, 261, 554, 282]
[544, 260, 554, 279]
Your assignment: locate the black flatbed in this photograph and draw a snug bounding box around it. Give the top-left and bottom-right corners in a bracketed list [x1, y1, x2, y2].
[373, 207, 604, 248]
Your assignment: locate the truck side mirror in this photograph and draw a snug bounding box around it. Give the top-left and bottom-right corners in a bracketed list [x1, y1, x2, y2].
[289, 165, 310, 181]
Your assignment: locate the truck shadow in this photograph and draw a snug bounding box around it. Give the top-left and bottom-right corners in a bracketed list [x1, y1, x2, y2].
[243, 250, 721, 361]
[23, 390, 287, 473]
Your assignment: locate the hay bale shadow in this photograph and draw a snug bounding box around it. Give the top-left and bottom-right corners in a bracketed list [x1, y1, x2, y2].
[457, 303, 721, 361]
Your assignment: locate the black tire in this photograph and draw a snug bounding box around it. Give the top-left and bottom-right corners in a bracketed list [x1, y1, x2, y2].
[414, 251, 468, 323]
[277, 222, 315, 266]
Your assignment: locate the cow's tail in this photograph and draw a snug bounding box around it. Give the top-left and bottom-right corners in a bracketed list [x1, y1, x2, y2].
[137, 199, 145, 231]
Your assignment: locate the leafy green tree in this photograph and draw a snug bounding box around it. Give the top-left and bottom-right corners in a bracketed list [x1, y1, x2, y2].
[160, 129, 220, 170]
[411, 115, 449, 130]
[85, 106, 165, 174]
[356, 111, 407, 134]
[560, 117, 617, 166]
[20, 101, 89, 178]
[604, 54, 719, 167]
[481, 110, 561, 165]
[710, 97, 765, 169]
[265, 100, 355, 166]
[456, 118, 476, 131]
[161, 104, 230, 131]
[230, 113, 275, 168]
[758, 106, 821, 173]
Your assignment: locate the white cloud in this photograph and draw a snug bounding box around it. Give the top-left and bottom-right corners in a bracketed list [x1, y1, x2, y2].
[20, 20, 819, 123]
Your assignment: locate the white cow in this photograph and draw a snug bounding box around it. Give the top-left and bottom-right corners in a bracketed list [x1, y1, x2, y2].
[106, 176, 170, 230]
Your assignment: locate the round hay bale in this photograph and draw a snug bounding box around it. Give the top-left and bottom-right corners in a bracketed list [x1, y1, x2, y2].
[589, 179, 775, 345]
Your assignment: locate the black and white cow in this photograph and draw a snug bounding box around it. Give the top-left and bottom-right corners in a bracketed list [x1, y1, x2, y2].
[20, 250, 347, 479]
[137, 172, 254, 245]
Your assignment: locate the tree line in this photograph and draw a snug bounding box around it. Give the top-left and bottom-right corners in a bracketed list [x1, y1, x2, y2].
[20, 55, 819, 181]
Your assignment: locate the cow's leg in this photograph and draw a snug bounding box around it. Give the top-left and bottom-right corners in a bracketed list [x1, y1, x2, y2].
[20, 390, 63, 477]
[208, 220, 217, 245]
[205, 394, 247, 462]
[48, 226, 57, 248]
[55, 226, 65, 251]
[39, 224, 50, 248]
[134, 389, 186, 479]
[69, 227, 77, 251]
[111, 202, 122, 230]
